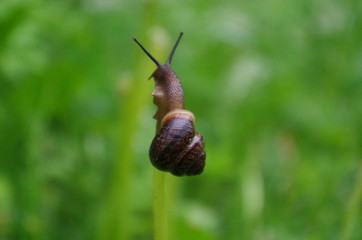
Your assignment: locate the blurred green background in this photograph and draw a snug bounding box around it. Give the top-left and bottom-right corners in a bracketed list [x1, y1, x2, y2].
[1, 0, 362, 239]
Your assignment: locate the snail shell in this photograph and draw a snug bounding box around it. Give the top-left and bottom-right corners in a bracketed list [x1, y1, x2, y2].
[149, 109, 206, 176]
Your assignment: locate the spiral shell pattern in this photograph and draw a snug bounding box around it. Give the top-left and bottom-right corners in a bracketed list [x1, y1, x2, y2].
[149, 110, 206, 176]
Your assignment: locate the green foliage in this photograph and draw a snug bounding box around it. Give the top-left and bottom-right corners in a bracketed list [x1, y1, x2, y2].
[1, 0, 361, 239]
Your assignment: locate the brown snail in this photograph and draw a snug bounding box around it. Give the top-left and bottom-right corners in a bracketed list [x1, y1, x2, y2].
[133, 32, 206, 176]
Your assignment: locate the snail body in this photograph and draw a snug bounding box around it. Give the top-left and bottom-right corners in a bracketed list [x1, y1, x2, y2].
[133, 32, 206, 176]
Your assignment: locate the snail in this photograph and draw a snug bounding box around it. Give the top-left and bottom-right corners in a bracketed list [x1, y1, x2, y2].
[133, 32, 206, 176]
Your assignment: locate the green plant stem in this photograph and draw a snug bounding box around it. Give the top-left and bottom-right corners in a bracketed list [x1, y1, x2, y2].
[340, 163, 362, 240]
[153, 115, 171, 240]
[153, 169, 169, 240]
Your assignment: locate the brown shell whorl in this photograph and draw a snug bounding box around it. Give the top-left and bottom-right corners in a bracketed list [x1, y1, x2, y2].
[149, 110, 206, 176]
